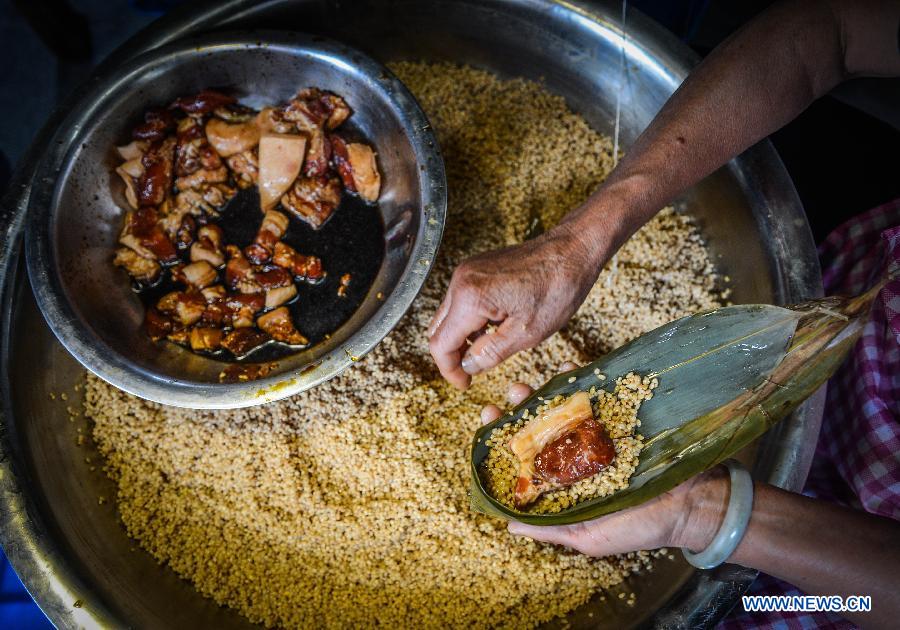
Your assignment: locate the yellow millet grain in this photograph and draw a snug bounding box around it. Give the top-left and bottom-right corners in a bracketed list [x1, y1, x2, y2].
[84, 63, 728, 629]
[481, 373, 656, 514]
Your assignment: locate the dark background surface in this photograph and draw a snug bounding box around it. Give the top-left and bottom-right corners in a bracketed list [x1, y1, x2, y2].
[0, 0, 897, 626]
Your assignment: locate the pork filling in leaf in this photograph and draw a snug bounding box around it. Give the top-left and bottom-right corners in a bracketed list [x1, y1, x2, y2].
[509, 391, 616, 508]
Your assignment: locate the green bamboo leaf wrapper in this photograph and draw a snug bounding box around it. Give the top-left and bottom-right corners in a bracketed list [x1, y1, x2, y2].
[470, 284, 883, 525]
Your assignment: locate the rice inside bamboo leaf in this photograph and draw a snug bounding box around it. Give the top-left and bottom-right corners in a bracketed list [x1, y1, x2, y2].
[470, 287, 881, 526]
[481, 375, 652, 513]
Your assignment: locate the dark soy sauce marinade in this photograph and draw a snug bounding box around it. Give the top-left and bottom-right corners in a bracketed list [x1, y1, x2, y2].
[137, 188, 386, 362]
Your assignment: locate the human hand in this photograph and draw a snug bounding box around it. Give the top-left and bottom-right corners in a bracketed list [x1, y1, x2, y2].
[428, 223, 606, 390]
[480, 363, 730, 557]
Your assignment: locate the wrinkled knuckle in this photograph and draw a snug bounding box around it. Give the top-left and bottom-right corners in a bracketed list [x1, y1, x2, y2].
[479, 335, 505, 365]
[452, 262, 474, 286]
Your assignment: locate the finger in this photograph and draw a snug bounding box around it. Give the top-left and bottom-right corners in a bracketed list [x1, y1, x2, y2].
[427, 293, 452, 338]
[560, 361, 579, 372]
[507, 383, 533, 405]
[428, 292, 488, 390]
[480, 404, 502, 425]
[508, 522, 578, 548]
[461, 318, 529, 376]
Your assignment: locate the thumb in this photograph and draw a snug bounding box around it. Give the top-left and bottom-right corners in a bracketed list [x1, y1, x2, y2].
[461, 318, 531, 376]
[508, 522, 577, 547]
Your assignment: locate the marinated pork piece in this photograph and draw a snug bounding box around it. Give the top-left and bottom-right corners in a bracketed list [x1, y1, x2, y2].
[200, 183, 236, 210]
[225, 245, 261, 294]
[198, 285, 228, 326]
[174, 117, 223, 178]
[205, 117, 261, 158]
[119, 206, 178, 264]
[175, 166, 229, 192]
[242, 244, 268, 267]
[190, 225, 225, 267]
[199, 298, 226, 327]
[265, 284, 297, 310]
[272, 241, 325, 282]
[212, 103, 256, 123]
[173, 183, 235, 218]
[345, 143, 381, 202]
[157, 291, 206, 328]
[116, 158, 143, 209]
[200, 285, 226, 303]
[223, 293, 265, 328]
[174, 214, 196, 250]
[197, 285, 228, 326]
[158, 199, 193, 241]
[303, 129, 332, 178]
[221, 327, 270, 357]
[256, 107, 295, 135]
[132, 107, 175, 142]
[280, 175, 342, 229]
[143, 307, 173, 341]
[259, 209, 289, 241]
[226, 149, 259, 189]
[116, 140, 146, 161]
[331, 135, 381, 202]
[170, 89, 236, 115]
[138, 136, 176, 207]
[330, 135, 353, 190]
[508, 391, 616, 508]
[321, 93, 352, 130]
[257, 133, 307, 212]
[254, 267, 292, 290]
[245, 210, 289, 264]
[257, 306, 308, 346]
[190, 327, 223, 352]
[176, 260, 217, 289]
[113, 247, 161, 283]
[283, 88, 351, 131]
[166, 328, 192, 347]
[534, 417, 616, 484]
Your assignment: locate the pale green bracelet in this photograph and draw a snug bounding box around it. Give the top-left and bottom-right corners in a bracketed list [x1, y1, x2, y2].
[682, 459, 754, 569]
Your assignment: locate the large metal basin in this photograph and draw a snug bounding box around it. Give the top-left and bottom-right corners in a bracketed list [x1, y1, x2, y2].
[0, 1, 823, 628]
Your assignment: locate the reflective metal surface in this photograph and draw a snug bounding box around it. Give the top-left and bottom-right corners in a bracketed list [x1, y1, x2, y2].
[0, 1, 824, 629]
[24, 32, 446, 409]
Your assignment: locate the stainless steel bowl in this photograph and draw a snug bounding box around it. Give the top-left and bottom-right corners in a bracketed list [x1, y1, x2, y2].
[24, 32, 446, 409]
[1, 1, 823, 628]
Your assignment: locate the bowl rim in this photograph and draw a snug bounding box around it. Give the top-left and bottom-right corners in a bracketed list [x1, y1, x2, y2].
[24, 30, 447, 409]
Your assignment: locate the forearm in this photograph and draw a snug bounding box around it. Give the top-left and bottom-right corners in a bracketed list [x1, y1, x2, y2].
[679, 472, 900, 628]
[560, 0, 900, 267]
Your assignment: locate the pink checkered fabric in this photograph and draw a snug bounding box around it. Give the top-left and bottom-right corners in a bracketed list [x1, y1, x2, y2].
[720, 199, 900, 629]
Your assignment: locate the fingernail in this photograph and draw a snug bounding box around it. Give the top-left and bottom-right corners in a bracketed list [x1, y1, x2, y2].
[461, 353, 480, 375]
[508, 522, 525, 535]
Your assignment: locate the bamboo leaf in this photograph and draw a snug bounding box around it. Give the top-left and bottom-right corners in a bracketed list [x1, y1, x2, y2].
[470, 284, 882, 525]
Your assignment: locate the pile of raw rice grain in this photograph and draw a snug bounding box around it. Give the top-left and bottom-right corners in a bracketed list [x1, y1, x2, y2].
[481, 372, 656, 514]
[84, 63, 728, 629]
